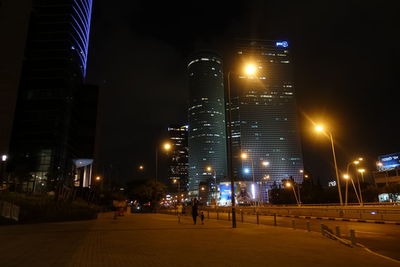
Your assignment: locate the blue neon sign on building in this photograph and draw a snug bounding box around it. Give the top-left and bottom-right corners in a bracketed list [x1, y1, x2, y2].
[276, 41, 289, 48]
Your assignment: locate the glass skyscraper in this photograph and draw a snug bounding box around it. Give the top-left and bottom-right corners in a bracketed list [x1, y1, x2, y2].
[187, 51, 227, 196]
[230, 39, 304, 202]
[167, 125, 189, 193]
[8, 0, 96, 192]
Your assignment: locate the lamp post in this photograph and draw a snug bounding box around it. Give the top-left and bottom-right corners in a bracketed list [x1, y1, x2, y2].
[241, 152, 257, 205]
[285, 181, 300, 206]
[206, 166, 217, 206]
[261, 161, 270, 204]
[346, 160, 362, 205]
[315, 125, 343, 206]
[357, 169, 365, 206]
[343, 174, 350, 205]
[155, 142, 172, 183]
[225, 63, 257, 228]
[1, 154, 7, 188]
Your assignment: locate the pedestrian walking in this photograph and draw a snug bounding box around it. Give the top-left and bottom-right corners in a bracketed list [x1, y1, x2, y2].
[191, 198, 199, 225]
[176, 202, 183, 223]
[200, 211, 205, 224]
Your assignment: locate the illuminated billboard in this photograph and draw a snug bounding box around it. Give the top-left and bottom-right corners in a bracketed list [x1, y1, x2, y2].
[378, 153, 400, 171]
[218, 182, 257, 206]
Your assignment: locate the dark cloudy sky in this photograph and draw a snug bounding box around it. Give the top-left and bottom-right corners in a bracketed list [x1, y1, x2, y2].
[86, 0, 399, 185]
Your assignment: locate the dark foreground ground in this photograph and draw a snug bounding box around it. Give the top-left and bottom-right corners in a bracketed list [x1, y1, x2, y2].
[0, 212, 399, 267]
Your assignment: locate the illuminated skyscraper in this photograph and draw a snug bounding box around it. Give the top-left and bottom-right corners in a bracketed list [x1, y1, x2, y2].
[167, 125, 189, 193]
[187, 51, 227, 196]
[9, 0, 96, 192]
[230, 39, 304, 202]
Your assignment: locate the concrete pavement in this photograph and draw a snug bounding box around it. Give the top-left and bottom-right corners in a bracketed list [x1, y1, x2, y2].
[0, 212, 399, 267]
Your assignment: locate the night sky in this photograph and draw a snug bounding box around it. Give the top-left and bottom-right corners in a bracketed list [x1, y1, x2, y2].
[86, 0, 399, 185]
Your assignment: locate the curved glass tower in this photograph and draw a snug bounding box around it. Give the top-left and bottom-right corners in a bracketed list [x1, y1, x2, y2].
[187, 51, 227, 196]
[9, 0, 96, 192]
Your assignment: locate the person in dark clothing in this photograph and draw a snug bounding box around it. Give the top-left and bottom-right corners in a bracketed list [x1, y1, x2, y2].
[200, 211, 205, 224]
[191, 198, 199, 225]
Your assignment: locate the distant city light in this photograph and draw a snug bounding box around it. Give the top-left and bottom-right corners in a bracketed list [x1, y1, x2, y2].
[243, 168, 250, 174]
[276, 41, 289, 47]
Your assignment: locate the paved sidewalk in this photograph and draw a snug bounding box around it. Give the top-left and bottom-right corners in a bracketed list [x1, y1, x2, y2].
[0, 212, 399, 267]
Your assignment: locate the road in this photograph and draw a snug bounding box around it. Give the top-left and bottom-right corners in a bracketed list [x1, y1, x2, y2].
[196, 210, 400, 261]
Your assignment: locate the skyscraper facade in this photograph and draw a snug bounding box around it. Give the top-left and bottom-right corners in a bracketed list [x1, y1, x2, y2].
[8, 0, 96, 192]
[230, 39, 304, 202]
[167, 125, 188, 193]
[187, 51, 227, 196]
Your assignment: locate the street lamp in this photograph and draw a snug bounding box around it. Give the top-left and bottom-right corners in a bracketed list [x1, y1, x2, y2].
[241, 152, 257, 205]
[357, 169, 366, 205]
[155, 141, 172, 182]
[285, 181, 300, 207]
[343, 174, 350, 205]
[206, 166, 217, 206]
[345, 160, 362, 205]
[0, 154, 7, 187]
[314, 124, 343, 206]
[225, 63, 258, 228]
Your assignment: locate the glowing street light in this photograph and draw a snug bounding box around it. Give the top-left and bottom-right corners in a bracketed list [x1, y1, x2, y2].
[226, 62, 260, 228]
[163, 142, 172, 151]
[155, 141, 173, 182]
[262, 161, 270, 167]
[95, 176, 101, 181]
[345, 159, 362, 205]
[285, 181, 300, 206]
[244, 64, 257, 76]
[314, 124, 343, 206]
[138, 165, 144, 171]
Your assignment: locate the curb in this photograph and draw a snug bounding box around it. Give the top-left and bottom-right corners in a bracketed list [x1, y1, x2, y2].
[277, 214, 400, 225]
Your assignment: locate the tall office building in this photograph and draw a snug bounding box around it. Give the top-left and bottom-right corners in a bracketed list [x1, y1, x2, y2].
[0, 0, 31, 157]
[8, 0, 96, 192]
[187, 51, 227, 196]
[230, 39, 304, 202]
[167, 125, 189, 193]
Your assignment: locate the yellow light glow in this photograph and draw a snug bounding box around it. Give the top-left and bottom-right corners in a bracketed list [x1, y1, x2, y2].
[95, 176, 101, 181]
[358, 169, 365, 173]
[262, 161, 270, 166]
[244, 64, 257, 75]
[163, 142, 172, 151]
[299, 169, 304, 173]
[315, 125, 324, 132]
[206, 166, 212, 172]
[285, 182, 292, 187]
[173, 179, 177, 183]
[358, 157, 363, 161]
[201, 187, 205, 191]
[343, 174, 350, 179]
[139, 165, 144, 170]
[263, 175, 270, 180]
[241, 153, 248, 159]
[354, 160, 359, 165]
[304, 174, 309, 178]
[377, 162, 383, 167]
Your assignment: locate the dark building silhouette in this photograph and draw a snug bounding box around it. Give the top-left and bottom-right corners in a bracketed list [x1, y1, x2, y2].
[8, 0, 96, 192]
[187, 51, 228, 196]
[230, 39, 304, 202]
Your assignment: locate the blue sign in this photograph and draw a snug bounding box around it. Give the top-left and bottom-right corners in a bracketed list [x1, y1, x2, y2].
[276, 41, 288, 48]
[379, 153, 400, 170]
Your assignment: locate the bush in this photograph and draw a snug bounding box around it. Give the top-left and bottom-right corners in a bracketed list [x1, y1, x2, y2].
[0, 193, 98, 225]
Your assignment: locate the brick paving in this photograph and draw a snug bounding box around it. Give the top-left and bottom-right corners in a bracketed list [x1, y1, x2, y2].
[0, 211, 399, 267]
